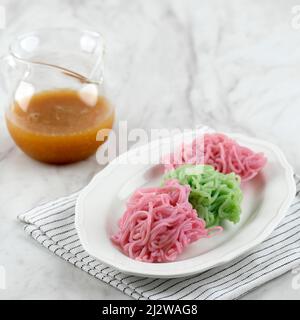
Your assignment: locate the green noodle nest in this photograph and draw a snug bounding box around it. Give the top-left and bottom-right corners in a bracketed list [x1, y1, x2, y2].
[163, 165, 243, 227]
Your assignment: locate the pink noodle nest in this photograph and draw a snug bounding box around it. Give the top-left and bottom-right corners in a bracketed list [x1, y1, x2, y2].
[111, 179, 217, 263]
[163, 133, 267, 181]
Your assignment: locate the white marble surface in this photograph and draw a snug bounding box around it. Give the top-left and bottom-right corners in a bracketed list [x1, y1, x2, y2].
[0, 0, 300, 299]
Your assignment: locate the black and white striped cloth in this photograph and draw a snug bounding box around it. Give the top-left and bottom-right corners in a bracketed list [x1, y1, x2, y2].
[19, 176, 300, 300]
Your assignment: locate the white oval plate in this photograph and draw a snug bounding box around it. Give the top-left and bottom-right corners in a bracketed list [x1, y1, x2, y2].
[75, 130, 296, 278]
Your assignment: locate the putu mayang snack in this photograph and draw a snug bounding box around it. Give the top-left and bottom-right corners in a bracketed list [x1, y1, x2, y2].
[111, 179, 221, 263]
[163, 165, 243, 227]
[111, 133, 267, 263]
[163, 133, 267, 181]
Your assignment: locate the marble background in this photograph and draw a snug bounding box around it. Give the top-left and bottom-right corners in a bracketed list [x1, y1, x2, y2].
[0, 0, 300, 299]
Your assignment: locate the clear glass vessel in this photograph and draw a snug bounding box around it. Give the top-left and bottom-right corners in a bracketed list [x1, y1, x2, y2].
[0, 28, 115, 164]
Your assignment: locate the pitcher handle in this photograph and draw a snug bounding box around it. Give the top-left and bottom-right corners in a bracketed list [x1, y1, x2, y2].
[0, 54, 28, 111]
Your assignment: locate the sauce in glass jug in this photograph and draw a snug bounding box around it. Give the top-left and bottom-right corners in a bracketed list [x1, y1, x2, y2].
[6, 89, 114, 164]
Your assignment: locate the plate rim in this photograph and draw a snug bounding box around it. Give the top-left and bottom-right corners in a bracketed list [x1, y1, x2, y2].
[75, 131, 296, 278]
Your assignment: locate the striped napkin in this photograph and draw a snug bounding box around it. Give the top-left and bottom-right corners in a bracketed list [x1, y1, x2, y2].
[18, 176, 300, 300]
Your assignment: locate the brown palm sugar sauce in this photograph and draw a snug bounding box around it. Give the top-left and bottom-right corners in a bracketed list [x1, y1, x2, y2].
[6, 89, 115, 164]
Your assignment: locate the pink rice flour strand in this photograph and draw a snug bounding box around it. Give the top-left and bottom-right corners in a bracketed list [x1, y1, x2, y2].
[163, 133, 267, 181]
[111, 179, 222, 263]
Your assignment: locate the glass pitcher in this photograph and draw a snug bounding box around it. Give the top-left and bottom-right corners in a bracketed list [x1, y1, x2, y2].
[0, 28, 115, 164]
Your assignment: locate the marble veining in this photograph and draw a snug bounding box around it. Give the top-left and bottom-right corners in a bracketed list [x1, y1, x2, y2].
[0, 0, 300, 299]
